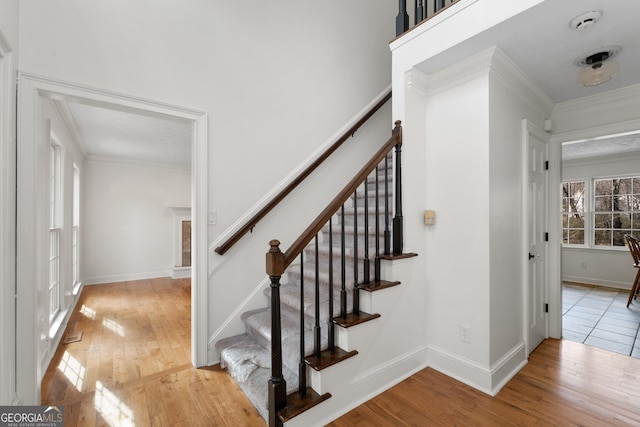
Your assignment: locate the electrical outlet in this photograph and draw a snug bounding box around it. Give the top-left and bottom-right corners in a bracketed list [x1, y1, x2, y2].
[458, 324, 471, 344]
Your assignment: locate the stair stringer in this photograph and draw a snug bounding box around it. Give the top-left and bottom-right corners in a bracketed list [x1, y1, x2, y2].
[284, 256, 429, 427]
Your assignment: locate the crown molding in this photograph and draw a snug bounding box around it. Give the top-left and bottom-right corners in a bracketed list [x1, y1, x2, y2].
[551, 117, 640, 144]
[50, 98, 87, 156]
[414, 46, 496, 97]
[86, 154, 191, 171]
[552, 82, 640, 118]
[563, 150, 640, 168]
[407, 46, 554, 116]
[489, 47, 555, 115]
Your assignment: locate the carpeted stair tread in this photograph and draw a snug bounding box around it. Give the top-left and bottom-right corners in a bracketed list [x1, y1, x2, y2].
[217, 334, 299, 421]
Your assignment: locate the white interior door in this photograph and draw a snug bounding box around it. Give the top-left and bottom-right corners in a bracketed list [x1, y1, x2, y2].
[524, 121, 548, 354]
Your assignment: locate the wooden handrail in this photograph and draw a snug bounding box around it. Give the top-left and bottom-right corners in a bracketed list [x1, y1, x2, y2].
[283, 121, 402, 269]
[214, 90, 392, 256]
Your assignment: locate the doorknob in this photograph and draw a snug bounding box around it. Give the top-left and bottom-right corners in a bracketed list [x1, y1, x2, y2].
[529, 253, 535, 260]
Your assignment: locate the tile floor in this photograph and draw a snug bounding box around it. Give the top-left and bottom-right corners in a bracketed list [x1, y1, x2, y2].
[562, 281, 640, 358]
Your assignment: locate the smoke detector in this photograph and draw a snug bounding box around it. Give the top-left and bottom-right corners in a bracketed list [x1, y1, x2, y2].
[570, 10, 602, 30]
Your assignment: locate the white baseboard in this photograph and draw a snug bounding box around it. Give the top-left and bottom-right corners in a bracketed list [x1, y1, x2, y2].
[285, 346, 429, 427]
[563, 275, 631, 290]
[83, 270, 171, 285]
[426, 341, 527, 396]
[170, 266, 191, 279]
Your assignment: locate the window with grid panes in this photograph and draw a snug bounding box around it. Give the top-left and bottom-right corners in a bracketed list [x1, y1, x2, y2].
[594, 176, 640, 247]
[49, 143, 61, 321]
[562, 180, 586, 245]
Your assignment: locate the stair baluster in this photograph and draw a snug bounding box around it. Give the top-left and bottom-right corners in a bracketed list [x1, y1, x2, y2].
[352, 191, 360, 314]
[396, 0, 409, 36]
[298, 252, 307, 396]
[363, 179, 370, 285]
[340, 205, 347, 318]
[393, 121, 404, 254]
[415, 0, 424, 24]
[435, 0, 446, 13]
[313, 236, 321, 357]
[374, 164, 381, 282]
[384, 155, 391, 255]
[328, 218, 335, 351]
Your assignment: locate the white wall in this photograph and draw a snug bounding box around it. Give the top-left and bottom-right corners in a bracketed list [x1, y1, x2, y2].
[561, 153, 640, 289]
[0, 0, 19, 405]
[393, 15, 552, 391]
[83, 160, 190, 284]
[17, 0, 397, 370]
[487, 53, 550, 368]
[18, 0, 396, 237]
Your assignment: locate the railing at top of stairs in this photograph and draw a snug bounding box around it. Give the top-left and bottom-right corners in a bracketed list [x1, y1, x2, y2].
[396, 0, 461, 37]
[266, 121, 409, 426]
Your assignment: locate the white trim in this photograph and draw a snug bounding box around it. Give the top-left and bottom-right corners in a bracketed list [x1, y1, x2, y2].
[562, 275, 632, 291]
[83, 271, 174, 285]
[554, 118, 640, 146]
[552, 82, 640, 118]
[49, 99, 86, 156]
[86, 154, 191, 171]
[563, 151, 640, 168]
[0, 29, 16, 406]
[170, 267, 191, 279]
[426, 341, 526, 397]
[489, 47, 554, 115]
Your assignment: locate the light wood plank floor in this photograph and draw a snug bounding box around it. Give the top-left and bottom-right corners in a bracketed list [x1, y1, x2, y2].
[43, 279, 640, 426]
[41, 278, 265, 426]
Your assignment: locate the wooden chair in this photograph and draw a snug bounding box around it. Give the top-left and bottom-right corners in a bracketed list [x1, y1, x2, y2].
[624, 234, 640, 307]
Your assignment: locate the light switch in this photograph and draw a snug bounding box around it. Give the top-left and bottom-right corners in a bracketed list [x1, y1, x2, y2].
[424, 210, 435, 225]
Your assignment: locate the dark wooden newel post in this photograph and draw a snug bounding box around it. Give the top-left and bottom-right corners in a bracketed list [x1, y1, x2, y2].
[266, 240, 286, 427]
[392, 121, 404, 254]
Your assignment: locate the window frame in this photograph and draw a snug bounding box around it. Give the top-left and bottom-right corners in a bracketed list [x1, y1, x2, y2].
[49, 140, 62, 323]
[561, 179, 588, 247]
[562, 174, 640, 251]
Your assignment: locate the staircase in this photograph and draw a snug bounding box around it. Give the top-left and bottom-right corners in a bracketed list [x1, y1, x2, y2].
[216, 159, 398, 423]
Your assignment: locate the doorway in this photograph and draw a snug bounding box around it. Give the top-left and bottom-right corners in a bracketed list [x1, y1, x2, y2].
[16, 74, 208, 404]
[558, 129, 640, 357]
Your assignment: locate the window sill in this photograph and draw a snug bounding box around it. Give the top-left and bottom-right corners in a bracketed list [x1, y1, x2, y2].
[48, 308, 69, 339]
[562, 245, 628, 253]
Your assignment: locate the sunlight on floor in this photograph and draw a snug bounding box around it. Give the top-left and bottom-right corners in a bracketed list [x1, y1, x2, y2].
[58, 351, 85, 392]
[95, 381, 134, 427]
[102, 317, 126, 337]
[80, 304, 96, 319]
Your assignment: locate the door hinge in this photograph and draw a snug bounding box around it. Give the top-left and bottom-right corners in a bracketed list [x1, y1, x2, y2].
[545, 303, 549, 313]
[545, 160, 549, 170]
[545, 232, 549, 242]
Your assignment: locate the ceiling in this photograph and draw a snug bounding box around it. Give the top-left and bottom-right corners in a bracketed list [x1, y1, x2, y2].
[61, 0, 640, 166]
[414, 0, 640, 161]
[66, 101, 192, 168]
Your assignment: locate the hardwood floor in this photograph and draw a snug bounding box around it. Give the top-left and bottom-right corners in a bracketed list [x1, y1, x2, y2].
[41, 278, 265, 426]
[43, 278, 640, 426]
[329, 339, 640, 426]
